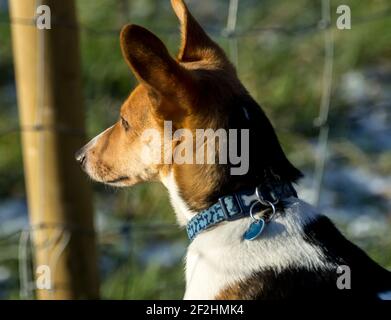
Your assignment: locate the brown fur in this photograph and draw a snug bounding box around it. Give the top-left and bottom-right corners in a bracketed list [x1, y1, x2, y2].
[77, 0, 301, 211]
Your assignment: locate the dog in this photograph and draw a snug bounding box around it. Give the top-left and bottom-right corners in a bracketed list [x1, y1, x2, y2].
[75, 0, 391, 299]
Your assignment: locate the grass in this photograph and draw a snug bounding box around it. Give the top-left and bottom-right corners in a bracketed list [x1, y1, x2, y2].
[101, 259, 185, 299]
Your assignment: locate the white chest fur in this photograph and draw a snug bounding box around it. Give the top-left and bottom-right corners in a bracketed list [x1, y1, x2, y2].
[184, 199, 335, 299]
[161, 172, 196, 226]
[161, 173, 335, 300]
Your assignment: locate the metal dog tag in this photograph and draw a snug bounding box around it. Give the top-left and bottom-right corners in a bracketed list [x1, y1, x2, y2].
[244, 218, 265, 241]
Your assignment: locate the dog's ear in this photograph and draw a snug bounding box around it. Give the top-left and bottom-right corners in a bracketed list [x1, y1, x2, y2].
[120, 24, 194, 119]
[171, 0, 228, 64]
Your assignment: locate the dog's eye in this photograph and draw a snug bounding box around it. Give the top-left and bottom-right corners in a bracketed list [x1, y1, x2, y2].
[121, 116, 130, 131]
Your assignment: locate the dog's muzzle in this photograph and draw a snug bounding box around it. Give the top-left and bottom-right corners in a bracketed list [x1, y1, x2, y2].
[75, 147, 87, 167]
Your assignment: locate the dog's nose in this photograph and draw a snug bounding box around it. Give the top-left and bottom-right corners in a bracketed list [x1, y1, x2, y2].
[75, 148, 86, 166]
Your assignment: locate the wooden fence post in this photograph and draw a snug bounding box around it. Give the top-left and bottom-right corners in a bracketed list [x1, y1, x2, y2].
[9, 0, 99, 299]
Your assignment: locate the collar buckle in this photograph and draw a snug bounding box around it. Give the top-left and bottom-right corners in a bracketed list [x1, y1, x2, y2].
[255, 185, 280, 206]
[218, 194, 243, 221]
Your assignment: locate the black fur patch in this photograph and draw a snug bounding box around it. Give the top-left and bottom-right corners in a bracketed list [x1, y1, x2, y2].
[217, 216, 391, 300]
[303, 216, 391, 295]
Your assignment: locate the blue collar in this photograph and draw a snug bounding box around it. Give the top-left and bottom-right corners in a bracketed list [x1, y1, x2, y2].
[186, 182, 297, 242]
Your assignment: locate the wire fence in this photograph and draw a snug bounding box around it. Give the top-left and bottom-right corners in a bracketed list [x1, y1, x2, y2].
[1, 5, 391, 39]
[0, 0, 390, 299]
[0, 4, 390, 138]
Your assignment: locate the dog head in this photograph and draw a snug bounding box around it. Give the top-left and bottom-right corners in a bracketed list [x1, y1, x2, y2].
[77, 0, 239, 185]
[76, 0, 301, 209]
